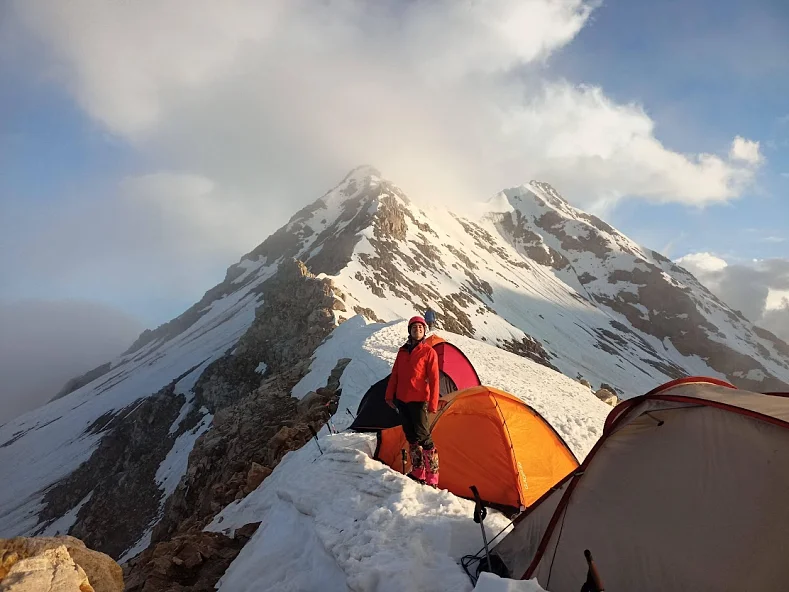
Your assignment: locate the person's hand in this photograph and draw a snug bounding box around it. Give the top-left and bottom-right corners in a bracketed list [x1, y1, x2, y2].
[386, 399, 396, 409]
[428, 403, 438, 414]
[438, 399, 448, 411]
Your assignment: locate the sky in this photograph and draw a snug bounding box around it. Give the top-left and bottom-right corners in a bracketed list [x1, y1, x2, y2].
[1, 0, 788, 417]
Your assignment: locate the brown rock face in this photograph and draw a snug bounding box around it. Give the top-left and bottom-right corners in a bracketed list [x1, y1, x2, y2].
[37, 387, 189, 560]
[0, 537, 122, 592]
[148, 359, 348, 549]
[595, 388, 619, 407]
[245, 463, 271, 493]
[126, 366, 345, 589]
[123, 527, 259, 592]
[193, 259, 342, 412]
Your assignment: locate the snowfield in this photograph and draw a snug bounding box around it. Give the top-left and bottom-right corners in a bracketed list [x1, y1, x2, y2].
[206, 320, 607, 591]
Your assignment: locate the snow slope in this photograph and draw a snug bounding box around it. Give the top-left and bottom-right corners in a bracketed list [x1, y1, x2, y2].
[0, 262, 273, 542]
[205, 320, 607, 592]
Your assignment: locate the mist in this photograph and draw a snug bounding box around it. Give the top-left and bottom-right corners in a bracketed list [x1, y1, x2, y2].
[0, 299, 144, 424]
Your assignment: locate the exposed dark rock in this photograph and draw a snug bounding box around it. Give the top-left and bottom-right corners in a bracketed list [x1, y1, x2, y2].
[498, 335, 557, 372]
[374, 194, 408, 241]
[598, 265, 789, 390]
[193, 259, 341, 412]
[578, 273, 597, 285]
[353, 306, 384, 323]
[149, 359, 348, 549]
[753, 326, 789, 360]
[51, 362, 113, 402]
[36, 387, 189, 559]
[123, 527, 259, 592]
[496, 210, 569, 270]
[535, 211, 612, 258]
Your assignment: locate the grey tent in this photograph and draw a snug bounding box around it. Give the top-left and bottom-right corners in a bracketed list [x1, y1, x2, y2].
[492, 377, 789, 592]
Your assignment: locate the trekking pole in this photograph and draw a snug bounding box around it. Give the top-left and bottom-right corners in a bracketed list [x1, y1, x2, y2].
[401, 449, 407, 474]
[470, 486, 492, 573]
[581, 549, 605, 592]
[308, 425, 324, 455]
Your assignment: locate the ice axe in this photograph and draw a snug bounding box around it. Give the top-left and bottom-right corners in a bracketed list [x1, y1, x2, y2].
[470, 485, 492, 574]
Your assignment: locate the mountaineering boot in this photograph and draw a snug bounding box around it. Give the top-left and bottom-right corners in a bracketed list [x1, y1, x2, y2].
[409, 443, 426, 482]
[423, 446, 439, 487]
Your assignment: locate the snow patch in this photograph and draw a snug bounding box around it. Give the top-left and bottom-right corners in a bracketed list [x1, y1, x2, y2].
[157, 413, 213, 499]
[209, 433, 512, 592]
[37, 491, 93, 537]
[119, 529, 152, 565]
[255, 362, 268, 374]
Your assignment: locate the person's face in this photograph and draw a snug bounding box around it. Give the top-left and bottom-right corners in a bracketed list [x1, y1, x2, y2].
[410, 323, 425, 340]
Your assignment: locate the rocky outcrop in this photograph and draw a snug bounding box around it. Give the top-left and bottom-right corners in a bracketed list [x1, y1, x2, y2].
[497, 209, 569, 270]
[123, 526, 259, 592]
[598, 266, 789, 392]
[0, 537, 122, 592]
[193, 259, 343, 412]
[37, 387, 190, 559]
[499, 336, 558, 372]
[51, 363, 113, 402]
[149, 360, 348, 548]
[595, 388, 618, 407]
[576, 378, 592, 390]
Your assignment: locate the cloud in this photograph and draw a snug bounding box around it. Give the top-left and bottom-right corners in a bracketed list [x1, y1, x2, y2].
[675, 252, 728, 274]
[729, 136, 763, 165]
[119, 172, 270, 254]
[2, 0, 767, 324]
[0, 299, 143, 424]
[676, 253, 789, 343]
[8, 0, 761, 209]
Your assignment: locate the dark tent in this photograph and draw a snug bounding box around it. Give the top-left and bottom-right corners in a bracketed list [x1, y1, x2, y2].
[349, 335, 481, 432]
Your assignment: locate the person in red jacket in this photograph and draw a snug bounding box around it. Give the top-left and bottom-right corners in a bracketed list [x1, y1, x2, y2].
[385, 316, 440, 486]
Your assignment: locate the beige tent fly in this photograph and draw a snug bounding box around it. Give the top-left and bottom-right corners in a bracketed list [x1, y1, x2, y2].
[492, 377, 789, 592]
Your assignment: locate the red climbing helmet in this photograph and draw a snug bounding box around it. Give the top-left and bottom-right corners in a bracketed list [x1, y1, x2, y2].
[408, 316, 427, 329]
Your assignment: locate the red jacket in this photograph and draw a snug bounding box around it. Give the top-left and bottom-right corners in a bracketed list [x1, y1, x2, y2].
[385, 340, 440, 413]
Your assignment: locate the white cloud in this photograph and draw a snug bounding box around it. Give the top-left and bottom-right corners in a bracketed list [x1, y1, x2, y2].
[10, 0, 762, 209]
[3, 0, 769, 321]
[676, 253, 789, 343]
[729, 136, 763, 165]
[676, 252, 729, 274]
[120, 172, 271, 254]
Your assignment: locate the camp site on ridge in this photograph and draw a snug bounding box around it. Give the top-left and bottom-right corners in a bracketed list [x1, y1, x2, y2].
[205, 317, 608, 592]
[204, 318, 789, 591]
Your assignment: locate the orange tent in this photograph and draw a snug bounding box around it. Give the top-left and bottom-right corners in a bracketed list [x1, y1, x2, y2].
[374, 385, 578, 513]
